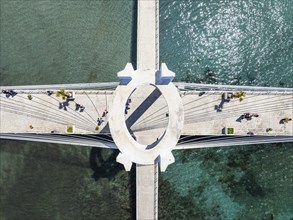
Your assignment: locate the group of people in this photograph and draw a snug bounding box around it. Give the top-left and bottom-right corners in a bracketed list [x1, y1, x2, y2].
[102, 109, 108, 117]
[46, 91, 53, 96]
[125, 98, 132, 115]
[242, 113, 292, 124]
[75, 103, 85, 112]
[2, 89, 17, 97]
[242, 113, 259, 120]
[97, 110, 109, 125]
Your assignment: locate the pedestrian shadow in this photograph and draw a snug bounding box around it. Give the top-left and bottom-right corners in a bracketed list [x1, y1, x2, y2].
[215, 99, 225, 112]
[58, 99, 70, 111]
[59, 99, 83, 112]
[236, 115, 244, 122]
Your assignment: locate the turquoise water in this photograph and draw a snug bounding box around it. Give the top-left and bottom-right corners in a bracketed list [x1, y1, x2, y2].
[160, 0, 293, 87]
[159, 1, 293, 219]
[1, 0, 293, 219]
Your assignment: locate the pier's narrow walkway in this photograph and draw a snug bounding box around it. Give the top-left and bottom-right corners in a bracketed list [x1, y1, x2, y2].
[135, 0, 159, 219]
[136, 164, 158, 220]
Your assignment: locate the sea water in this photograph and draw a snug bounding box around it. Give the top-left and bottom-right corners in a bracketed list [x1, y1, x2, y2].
[1, 1, 135, 219]
[159, 1, 293, 219]
[0, 0, 292, 219]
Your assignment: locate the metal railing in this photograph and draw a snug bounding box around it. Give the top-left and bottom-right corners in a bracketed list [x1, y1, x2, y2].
[0, 82, 119, 91]
[175, 82, 293, 92]
[154, 162, 159, 220]
[155, 0, 160, 70]
[175, 135, 293, 150]
[0, 133, 117, 149]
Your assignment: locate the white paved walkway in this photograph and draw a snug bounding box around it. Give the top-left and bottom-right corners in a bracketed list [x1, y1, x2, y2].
[0, 90, 112, 134]
[1, 90, 292, 136]
[135, 0, 159, 219]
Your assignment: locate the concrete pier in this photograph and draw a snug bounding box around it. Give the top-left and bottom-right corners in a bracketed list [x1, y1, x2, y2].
[137, 0, 158, 70]
[136, 0, 159, 219]
[136, 164, 158, 220]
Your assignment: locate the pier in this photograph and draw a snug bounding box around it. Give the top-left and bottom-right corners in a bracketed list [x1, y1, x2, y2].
[0, 0, 292, 219]
[1, 90, 292, 137]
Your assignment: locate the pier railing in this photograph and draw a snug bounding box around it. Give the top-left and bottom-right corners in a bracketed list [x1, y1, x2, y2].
[0, 82, 119, 91]
[175, 82, 293, 92]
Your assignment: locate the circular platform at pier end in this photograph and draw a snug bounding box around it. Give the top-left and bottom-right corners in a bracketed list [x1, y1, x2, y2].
[109, 68, 184, 171]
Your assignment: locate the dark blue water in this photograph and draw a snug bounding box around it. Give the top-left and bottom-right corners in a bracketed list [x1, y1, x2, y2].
[1, 0, 293, 219]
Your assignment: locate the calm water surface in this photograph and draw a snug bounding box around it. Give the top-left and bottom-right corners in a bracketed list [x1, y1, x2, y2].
[1, 0, 292, 219]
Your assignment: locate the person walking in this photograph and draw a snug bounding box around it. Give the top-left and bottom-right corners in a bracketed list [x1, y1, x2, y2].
[283, 117, 292, 123]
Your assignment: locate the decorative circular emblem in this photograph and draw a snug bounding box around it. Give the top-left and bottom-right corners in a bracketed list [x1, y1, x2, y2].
[109, 64, 184, 171]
